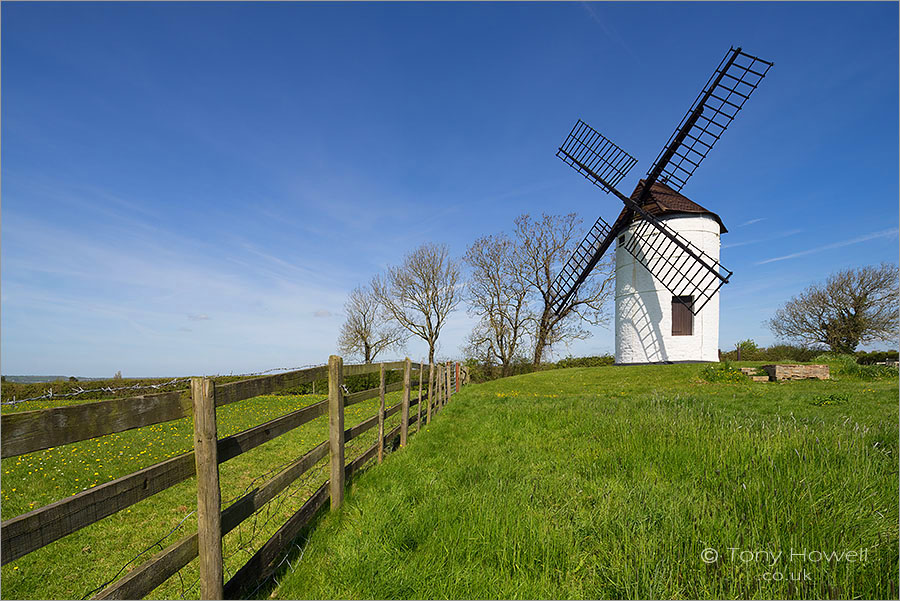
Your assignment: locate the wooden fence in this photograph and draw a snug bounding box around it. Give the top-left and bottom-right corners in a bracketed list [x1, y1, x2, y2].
[1, 357, 468, 599]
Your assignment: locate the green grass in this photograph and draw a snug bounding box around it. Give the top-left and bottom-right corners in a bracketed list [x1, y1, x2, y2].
[273, 364, 898, 600]
[0, 388, 414, 599]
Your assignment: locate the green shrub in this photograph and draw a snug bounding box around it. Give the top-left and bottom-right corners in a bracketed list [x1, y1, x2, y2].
[699, 361, 747, 383]
[553, 355, 615, 369]
[721, 343, 821, 362]
[854, 349, 899, 365]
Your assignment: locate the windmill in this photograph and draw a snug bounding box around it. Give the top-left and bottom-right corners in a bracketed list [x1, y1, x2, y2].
[549, 46, 773, 363]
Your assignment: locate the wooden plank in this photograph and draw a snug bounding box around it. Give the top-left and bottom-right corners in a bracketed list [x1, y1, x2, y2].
[342, 361, 405, 377]
[456, 363, 460, 393]
[94, 441, 328, 600]
[385, 399, 401, 420]
[222, 482, 330, 599]
[1, 390, 188, 459]
[400, 358, 411, 448]
[327, 356, 345, 510]
[378, 364, 385, 464]
[344, 413, 377, 443]
[217, 400, 326, 464]
[343, 381, 402, 408]
[191, 378, 223, 600]
[215, 366, 327, 407]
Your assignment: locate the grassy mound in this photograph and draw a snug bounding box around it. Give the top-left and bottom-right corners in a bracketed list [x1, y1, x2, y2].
[273, 364, 898, 600]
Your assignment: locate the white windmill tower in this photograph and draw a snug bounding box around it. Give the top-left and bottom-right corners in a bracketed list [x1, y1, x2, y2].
[614, 180, 727, 363]
[546, 47, 773, 364]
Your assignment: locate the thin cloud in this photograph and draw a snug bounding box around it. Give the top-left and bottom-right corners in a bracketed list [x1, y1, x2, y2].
[188, 314, 210, 321]
[722, 229, 803, 250]
[756, 228, 899, 265]
[313, 310, 332, 318]
[580, 2, 644, 68]
[738, 218, 767, 227]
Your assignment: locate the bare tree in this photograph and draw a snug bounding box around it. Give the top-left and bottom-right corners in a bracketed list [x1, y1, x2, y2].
[767, 263, 899, 354]
[513, 213, 615, 366]
[372, 243, 461, 364]
[464, 233, 531, 376]
[338, 284, 407, 363]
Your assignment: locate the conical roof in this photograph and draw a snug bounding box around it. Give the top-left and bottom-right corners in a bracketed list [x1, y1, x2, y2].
[614, 179, 727, 234]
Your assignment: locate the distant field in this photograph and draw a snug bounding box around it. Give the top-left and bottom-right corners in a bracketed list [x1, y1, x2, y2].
[273, 363, 898, 600]
[2, 375, 109, 384]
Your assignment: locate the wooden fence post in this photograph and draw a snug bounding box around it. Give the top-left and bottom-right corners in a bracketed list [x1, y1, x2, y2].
[435, 364, 442, 413]
[456, 362, 460, 393]
[417, 359, 423, 433]
[328, 355, 345, 509]
[377, 363, 385, 464]
[427, 362, 434, 425]
[446, 361, 452, 404]
[191, 377, 224, 600]
[400, 358, 411, 447]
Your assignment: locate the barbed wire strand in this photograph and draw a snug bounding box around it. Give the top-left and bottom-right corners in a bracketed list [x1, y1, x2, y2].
[81, 508, 197, 600]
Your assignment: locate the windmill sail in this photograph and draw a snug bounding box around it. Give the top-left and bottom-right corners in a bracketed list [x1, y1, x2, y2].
[620, 202, 731, 315]
[549, 46, 772, 317]
[548, 213, 617, 315]
[644, 47, 773, 193]
[556, 120, 637, 194]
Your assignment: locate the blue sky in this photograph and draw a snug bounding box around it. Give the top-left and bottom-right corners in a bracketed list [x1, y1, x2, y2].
[2, 2, 898, 376]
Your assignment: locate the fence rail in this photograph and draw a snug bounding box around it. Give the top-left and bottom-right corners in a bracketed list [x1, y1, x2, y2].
[1, 357, 467, 600]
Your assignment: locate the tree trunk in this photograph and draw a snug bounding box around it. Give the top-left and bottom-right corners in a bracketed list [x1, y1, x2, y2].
[533, 312, 550, 367]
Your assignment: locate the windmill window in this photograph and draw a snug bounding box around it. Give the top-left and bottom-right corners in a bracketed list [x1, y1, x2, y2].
[618, 235, 625, 244]
[672, 296, 694, 336]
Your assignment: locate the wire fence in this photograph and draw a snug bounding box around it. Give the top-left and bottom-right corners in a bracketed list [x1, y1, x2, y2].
[6, 358, 455, 601]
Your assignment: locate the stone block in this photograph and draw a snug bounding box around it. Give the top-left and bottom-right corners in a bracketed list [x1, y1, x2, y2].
[762, 364, 830, 381]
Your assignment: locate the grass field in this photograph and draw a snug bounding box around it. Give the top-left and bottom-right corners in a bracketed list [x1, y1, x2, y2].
[272, 362, 899, 600]
[0, 385, 413, 600]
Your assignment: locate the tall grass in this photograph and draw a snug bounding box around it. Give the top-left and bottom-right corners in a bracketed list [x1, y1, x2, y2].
[274, 364, 898, 600]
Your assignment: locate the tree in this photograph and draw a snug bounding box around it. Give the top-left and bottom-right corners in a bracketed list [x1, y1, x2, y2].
[372, 242, 461, 364]
[113, 371, 123, 380]
[734, 339, 760, 360]
[463, 233, 531, 376]
[767, 263, 899, 354]
[337, 284, 407, 363]
[513, 213, 615, 366]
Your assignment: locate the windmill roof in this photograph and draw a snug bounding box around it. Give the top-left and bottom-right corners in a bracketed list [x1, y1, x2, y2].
[615, 180, 728, 234]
